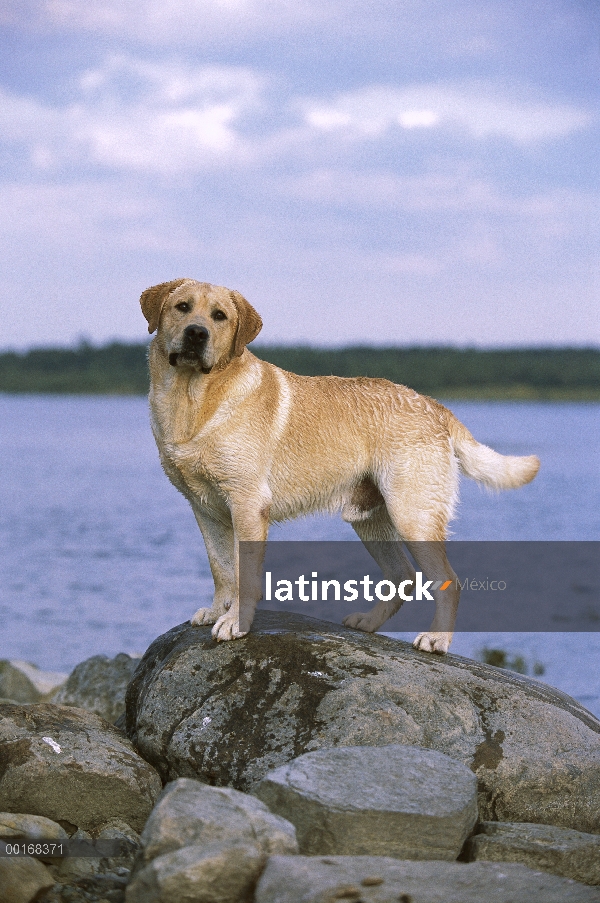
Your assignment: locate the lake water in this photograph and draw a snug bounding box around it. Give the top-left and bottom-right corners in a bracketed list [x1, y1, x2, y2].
[1, 394, 599, 716]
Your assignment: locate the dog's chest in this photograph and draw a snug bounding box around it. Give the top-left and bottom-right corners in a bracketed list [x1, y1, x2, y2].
[151, 398, 226, 501]
[158, 437, 228, 509]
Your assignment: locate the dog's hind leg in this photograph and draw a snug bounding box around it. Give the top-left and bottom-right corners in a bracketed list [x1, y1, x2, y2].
[381, 459, 460, 653]
[342, 506, 416, 633]
[404, 540, 459, 654]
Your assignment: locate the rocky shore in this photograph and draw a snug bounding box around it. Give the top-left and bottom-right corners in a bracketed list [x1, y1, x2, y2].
[1, 612, 599, 903]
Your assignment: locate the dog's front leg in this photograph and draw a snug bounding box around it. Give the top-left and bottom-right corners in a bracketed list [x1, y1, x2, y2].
[190, 505, 236, 627]
[211, 493, 270, 642]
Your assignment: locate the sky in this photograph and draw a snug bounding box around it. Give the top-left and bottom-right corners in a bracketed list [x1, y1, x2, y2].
[0, 0, 599, 349]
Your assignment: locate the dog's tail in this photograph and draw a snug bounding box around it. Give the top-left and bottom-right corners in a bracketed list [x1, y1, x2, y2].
[445, 409, 540, 490]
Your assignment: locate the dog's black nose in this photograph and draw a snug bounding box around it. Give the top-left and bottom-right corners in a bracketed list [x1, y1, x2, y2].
[184, 324, 209, 344]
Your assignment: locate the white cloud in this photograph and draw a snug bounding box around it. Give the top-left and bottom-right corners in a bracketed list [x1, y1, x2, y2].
[301, 83, 593, 145]
[0, 57, 265, 173]
[305, 103, 441, 135]
[0, 59, 593, 181]
[398, 110, 440, 129]
[78, 55, 263, 107]
[78, 57, 265, 169]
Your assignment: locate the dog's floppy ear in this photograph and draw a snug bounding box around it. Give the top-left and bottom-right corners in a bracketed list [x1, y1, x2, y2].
[140, 279, 189, 334]
[230, 290, 263, 357]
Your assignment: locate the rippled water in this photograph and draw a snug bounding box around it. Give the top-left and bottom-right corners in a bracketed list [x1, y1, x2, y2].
[0, 394, 598, 715]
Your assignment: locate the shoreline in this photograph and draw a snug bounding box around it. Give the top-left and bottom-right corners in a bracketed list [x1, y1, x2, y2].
[2, 388, 600, 401]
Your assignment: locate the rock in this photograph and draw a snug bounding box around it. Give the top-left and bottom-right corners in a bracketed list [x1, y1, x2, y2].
[0, 812, 69, 842]
[50, 653, 140, 724]
[136, 777, 298, 864]
[255, 745, 477, 859]
[0, 852, 55, 903]
[48, 827, 101, 884]
[126, 778, 297, 903]
[47, 819, 141, 887]
[96, 817, 141, 866]
[0, 703, 162, 833]
[0, 660, 67, 704]
[125, 612, 600, 832]
[255, 855, 600, 903]
[38, 871, 130, 903]
[81, 872, 131, 900]
[126, 842, 266, 903]
[462, 821, 600, 885]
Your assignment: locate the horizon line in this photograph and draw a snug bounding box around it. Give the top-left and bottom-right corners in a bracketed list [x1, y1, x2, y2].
[2, 341, 600, 355]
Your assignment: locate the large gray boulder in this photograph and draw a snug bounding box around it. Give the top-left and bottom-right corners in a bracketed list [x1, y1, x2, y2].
[126, 777, 298, 903]
[125, 612, 600, 832]
[254, 745, 477, 859]
[255, 856, 600, 903]
[50, 652, 140, 724]
[0, 703, 162, 833]
[463, 821, 600, 885]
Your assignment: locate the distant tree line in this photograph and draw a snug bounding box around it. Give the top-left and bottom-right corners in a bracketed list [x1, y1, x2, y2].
[0, 342, 150, 395]
[256, 346, 600, 399]
[0, 342, 599, 399]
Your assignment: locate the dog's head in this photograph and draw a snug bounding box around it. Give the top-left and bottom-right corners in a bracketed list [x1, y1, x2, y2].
[140, 279, 262, 373]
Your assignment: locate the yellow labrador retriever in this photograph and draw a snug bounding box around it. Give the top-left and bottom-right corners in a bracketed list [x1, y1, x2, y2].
[141, 279, 539, 653]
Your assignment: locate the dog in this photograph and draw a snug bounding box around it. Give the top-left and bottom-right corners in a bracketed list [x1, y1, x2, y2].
[141, 279, 540, 653]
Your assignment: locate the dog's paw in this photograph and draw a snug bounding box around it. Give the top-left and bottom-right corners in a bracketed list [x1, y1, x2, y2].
[412, 631, 451, 654]
[191, 607, 219, 626]
[211, 613, 248, 642]
[342, 612, 378, 632]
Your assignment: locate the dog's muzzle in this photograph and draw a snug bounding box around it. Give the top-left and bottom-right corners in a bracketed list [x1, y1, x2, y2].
[170, 324, 212, 371]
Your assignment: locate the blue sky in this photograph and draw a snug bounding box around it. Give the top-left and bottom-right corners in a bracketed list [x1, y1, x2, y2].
[1, 0, 598, 349]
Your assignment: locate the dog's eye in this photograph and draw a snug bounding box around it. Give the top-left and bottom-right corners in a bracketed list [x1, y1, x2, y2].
[212, 310, 227, 321]
[175, 302, 191, 313]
